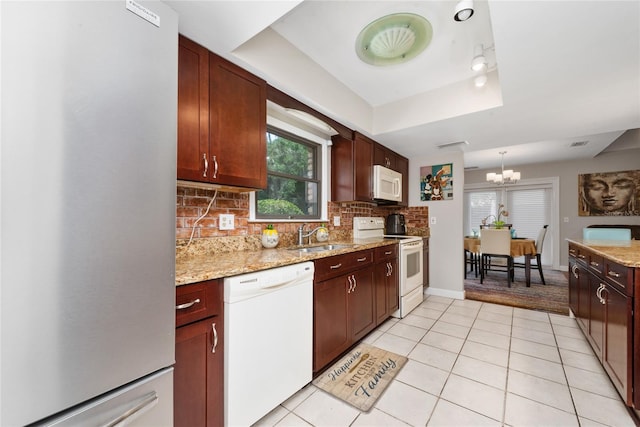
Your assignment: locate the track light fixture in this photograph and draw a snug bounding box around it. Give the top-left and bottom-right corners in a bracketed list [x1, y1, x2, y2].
[454, 0, 474, 22]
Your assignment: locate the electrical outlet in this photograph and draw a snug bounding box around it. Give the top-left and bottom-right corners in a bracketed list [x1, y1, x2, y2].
[564, 217, 569, 223]
[430, 217, 436, 225]
[219, 214, 235, 230]
[333, 216, 341, 226]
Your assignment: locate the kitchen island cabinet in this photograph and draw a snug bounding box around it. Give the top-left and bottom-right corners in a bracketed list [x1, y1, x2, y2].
[568, 240, 639, 416]
[313, 249, 375, 373]
[174, 279, 223, 427]
[178, 35, 266, 189]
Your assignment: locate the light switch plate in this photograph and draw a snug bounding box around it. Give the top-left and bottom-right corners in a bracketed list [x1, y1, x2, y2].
[430, 217, 436, 225]
[333, 216, 341, 226]
[219, 214, 235, 230]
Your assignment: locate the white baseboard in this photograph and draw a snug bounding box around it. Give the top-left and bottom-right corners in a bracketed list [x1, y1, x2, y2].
[424, 286, 465, 300]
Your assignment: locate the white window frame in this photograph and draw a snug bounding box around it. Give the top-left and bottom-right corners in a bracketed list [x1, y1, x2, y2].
[464, 177, 560, 270]
[249, 115, 330, 223]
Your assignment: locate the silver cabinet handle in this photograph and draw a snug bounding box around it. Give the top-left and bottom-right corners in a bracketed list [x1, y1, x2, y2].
[357, 257, 367, 262]
[388, 262, 393, 276]
[608, 270, 620, 278]
[347, 275, 353, 293]
[599, 285, 607, 305]
[176, 298, 200, 310]
[212, 322, 218, 353]
[330, 263, 342, 269]
[384, 250, 392, 255]
[212, 155, 218, 179]
[590, 261, 599, 267]
[596, 283, 606, 304]
[578, 254, 586, 259]
[352, 275, 357, 291]
[104, 391, 158, 427]
[202, 154, 208, 177]
[571, 264, 579, 279]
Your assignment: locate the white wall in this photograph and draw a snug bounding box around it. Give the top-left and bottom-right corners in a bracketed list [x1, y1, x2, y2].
[410, 151, 465, 300]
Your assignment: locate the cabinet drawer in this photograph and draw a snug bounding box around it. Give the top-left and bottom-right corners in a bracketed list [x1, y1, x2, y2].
[374, 244, 397, 261]
[604, 260, 632, 296]
[587, 252, 604, 275]
[314, 249, 373, 282]
[176, 279, 222, 327]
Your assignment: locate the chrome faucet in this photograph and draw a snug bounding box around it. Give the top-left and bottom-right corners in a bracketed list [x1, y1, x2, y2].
[297, 224, 325, 246]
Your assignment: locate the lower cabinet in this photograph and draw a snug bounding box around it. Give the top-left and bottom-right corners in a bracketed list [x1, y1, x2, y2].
[174, 279, 223, 427]
[374, 245, 399, 325]
[568, 243, 634, 407]
[313, 249, 376, 373]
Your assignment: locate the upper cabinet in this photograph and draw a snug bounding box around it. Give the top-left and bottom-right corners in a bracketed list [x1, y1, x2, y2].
[177, 35, 267, 189]
[331, 132, 373, 202]
[332, 132, 408, 205]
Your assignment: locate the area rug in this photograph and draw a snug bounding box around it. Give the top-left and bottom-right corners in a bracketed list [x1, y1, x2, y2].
[312, 343, 407, 412]
[464, 267, 569, 315]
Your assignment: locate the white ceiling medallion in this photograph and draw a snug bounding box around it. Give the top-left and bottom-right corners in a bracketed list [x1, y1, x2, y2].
[356, 13, 433, 66]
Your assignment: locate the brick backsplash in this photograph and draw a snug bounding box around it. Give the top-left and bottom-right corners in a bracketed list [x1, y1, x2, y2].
[176, 185, 429, 241]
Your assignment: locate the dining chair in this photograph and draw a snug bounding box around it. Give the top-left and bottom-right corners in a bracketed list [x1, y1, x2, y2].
[480, 228, 514, 287]
[464, 248, 478, 278]
[514, 225, 548, 285]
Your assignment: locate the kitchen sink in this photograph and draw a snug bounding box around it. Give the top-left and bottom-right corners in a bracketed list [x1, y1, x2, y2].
[289, 244, 353, 253]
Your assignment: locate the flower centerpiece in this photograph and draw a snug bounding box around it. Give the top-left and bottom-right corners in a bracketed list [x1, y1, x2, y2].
[493, 204, 509, 229]
[481, 204, 509, 229]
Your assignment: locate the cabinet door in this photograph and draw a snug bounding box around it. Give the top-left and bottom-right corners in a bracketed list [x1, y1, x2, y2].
[177, 36, 210, 181]
[396, 156, 409, 207]
[387, 258, 400, 314]
[588, 273, 604, 358]
[602, 283, 632, 404]
[568, 259, 579, 318]
[353, 133, 373, 201]
[209, 53, 266, 189]
[374, 261, 388, 325]
[175, 316, 223, 427]
[349, 267, 376, 342]
[373, 144, 395, 169]
[313, 276, 349, 372]
[576, 262, 590, 332]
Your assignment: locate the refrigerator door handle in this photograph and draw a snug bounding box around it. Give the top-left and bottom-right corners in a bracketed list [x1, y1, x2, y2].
[103, 391, 158, 427]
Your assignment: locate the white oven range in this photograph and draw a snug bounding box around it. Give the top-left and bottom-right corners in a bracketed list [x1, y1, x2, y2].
[353, 217, 424, 318]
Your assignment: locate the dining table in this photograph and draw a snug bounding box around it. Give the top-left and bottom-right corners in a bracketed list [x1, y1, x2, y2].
[464, 236, 537, 286]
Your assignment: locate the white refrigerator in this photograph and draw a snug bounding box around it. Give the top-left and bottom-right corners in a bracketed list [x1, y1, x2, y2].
[1, 1, 178, 425]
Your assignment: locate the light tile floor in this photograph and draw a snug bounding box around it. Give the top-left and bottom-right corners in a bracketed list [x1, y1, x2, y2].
[253, 296, 637, 427]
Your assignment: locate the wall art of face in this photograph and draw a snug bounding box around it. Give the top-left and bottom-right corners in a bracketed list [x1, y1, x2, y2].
[579, 171, 639, 216]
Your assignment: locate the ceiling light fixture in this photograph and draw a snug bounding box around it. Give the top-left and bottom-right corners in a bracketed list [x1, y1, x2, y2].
[471, 44, 491, 87]
[470, 44, 487, 72]
[355, 13, 433, 66]
[486, 151, 521, 185]
[454, 0, 474, 22]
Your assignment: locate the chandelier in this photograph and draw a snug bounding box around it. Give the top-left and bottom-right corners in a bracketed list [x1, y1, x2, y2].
[486, 151, 521, 184]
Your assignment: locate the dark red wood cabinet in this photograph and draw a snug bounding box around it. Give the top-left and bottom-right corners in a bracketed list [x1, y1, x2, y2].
[174, 279, 223, 427]
[313, 249, 376, 373]
[374, 245, 399, 324]
[568, 243, 636, 410]
[178, 35, 266, 189]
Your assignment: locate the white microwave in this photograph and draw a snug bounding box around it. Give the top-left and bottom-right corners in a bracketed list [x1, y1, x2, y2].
[373, 165, 402, 203]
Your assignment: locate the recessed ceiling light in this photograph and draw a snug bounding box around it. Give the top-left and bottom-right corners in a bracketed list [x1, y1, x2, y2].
[355, 13, 433, 66]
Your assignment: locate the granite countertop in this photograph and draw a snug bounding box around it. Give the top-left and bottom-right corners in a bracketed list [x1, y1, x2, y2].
[175, 238, 399, 286]
[567, 239, 640, 268]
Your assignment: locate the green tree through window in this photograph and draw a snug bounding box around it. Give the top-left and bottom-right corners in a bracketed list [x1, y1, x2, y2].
[255, 127, 320, 219]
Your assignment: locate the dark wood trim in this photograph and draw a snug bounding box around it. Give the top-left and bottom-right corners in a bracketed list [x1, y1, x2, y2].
[266, 85, 352, 139]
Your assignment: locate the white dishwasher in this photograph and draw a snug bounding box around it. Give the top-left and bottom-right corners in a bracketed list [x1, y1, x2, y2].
[224, 261, 314, 427]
